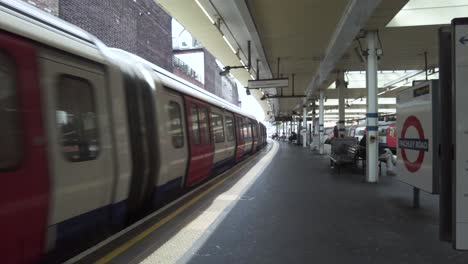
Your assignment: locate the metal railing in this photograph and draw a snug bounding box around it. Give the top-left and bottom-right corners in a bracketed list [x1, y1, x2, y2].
[172, 56, 203, 83]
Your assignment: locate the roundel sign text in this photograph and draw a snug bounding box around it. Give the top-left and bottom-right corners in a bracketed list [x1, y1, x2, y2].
[398, 115, 429, 173]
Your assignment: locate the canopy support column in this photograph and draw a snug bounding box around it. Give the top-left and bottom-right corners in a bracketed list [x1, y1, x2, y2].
[303, 107, 307, 147]
[319, 91, 325, 154]
[366, 31, 379, 183]
[337, 71, 346, 138]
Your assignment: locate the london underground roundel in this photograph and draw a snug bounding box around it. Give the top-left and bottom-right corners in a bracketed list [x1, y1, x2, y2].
[399, 115, 428, 173]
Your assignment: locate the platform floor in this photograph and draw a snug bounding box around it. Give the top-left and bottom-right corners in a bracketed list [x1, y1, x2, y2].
[184, 142, 468, 264]
[78, 141, 468, 264]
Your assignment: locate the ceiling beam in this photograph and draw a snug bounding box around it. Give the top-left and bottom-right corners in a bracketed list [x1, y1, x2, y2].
[303, 0, 383, 101]
[323, 104, 396, 110]
[321, 86, 407, 99]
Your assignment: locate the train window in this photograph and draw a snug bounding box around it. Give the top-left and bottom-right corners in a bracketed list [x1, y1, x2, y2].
[379, 127, 387, 137]
[199, 107, 211, 144]
[225, 116, 235, 141]
[190, 104, 200, 145]
[56, 75, 99, 162]
[211, 112, 225, 143]
[168, 101, 184, 148]
[0, 52, 21, 169]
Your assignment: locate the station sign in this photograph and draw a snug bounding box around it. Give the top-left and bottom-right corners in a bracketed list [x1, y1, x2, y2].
[248, 78, 289, 89]
[395, 80, 439, 194]
[453, 18, 468, 250]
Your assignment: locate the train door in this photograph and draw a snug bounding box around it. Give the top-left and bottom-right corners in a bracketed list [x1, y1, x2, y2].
[251, 120, 258, 152]
[40, 50, 115, 255]
[184, 96, 214, 186]
[154, 88, 188, 203]
[256, 123, 261, 150]
[211, 107, 229, 167]
[244, 117, 253, 154]
[386, 124, 397, 151]
[235, 114, 246, 161]
[0, 32, 49, 263]
[224, 112, 236, 161]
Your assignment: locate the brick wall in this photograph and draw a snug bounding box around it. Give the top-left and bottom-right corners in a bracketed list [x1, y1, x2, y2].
[203, 49, 240, 106]
[20, 0, 237, 105]
[59, 0, 172, 71]
[173, 68, 204, 88]
[204, 49, 218, 95]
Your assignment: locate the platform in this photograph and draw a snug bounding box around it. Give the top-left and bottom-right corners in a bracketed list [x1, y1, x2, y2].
[72, 141, 468, 264]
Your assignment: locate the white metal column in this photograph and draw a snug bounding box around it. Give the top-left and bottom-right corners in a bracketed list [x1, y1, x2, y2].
[366, 31, 379, 183]
[319, 91, 325, 154]
[303, 107, 307, 147]
[310, 106, 316, 149]
[337, 71, 346, 138]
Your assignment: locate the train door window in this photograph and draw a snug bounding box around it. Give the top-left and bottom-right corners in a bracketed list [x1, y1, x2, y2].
[241, 118, 246, 139]
[199, 107, 210, 144]
[211, 112, 225, 143]
[0, 52, 21, 169]
[252, 123, 257, 138]
[168, 101, 184, 148]
[244, 122, 248, 139]
[225, 115, 235, 141]
[56, 75, 99, 162]
[244, 119, 251, 139]
[242, 120, 245, 139]
[190, 104, 200, 145]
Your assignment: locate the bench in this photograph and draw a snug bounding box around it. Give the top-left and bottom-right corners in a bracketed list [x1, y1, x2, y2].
[328, 138, 359, 173]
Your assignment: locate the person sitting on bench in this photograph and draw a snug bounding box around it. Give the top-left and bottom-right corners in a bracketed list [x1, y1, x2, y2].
[288, 132, 297, 143]
[360, 134, 396, 176]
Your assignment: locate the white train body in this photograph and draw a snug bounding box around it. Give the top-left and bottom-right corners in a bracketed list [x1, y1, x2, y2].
[0, 1, 266, 263]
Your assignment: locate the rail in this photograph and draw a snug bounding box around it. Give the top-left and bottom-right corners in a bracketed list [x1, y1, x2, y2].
[172, 56, 203, 83]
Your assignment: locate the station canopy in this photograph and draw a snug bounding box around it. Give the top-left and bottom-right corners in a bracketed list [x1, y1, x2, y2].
[155, 0, 465, 121]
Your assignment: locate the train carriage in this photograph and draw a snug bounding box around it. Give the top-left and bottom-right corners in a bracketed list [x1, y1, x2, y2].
[0, 1, 267, 262]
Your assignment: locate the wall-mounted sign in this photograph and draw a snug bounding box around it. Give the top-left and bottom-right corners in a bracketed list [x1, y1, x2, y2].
[396, 81, 439, 194]
[453, 17, 468, 250]
[248, 78, 289, 89]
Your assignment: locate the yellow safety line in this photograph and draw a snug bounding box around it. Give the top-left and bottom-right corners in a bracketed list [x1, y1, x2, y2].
[95, 161, 251, 264]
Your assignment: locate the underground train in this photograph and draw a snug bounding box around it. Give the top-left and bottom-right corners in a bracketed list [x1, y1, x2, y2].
[346, 122, 397, 151]
[0, 1, 267, 263]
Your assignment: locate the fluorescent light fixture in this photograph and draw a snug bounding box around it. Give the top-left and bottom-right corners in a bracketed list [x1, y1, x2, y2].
[250, 74, 255, 80]
[223, 35, 237, 54]
[194, 0, 215, 24]
[239, 60, 246, 67]
[239, 60, 249, 71]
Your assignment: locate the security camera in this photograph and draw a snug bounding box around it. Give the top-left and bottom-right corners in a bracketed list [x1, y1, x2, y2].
[219, 66, 231, 76]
